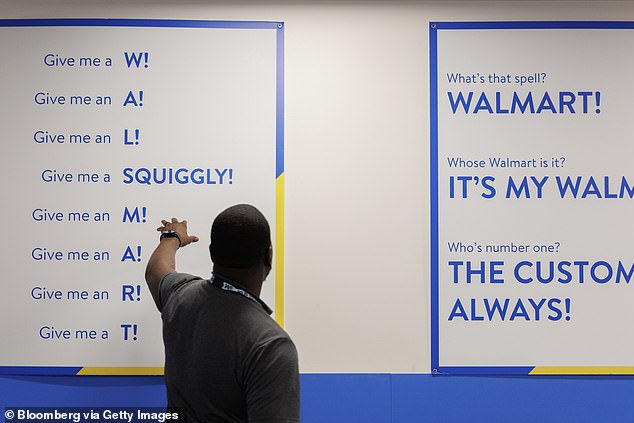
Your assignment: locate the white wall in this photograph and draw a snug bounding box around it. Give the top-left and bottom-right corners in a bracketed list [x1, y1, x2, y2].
[2, 0, 634, 373]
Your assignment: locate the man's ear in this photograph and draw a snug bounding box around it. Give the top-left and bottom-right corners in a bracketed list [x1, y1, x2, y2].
[265, 245, 273, 268]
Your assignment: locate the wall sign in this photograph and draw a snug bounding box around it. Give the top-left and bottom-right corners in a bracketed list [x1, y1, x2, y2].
[0, 19, 284, 375]
[431, 22, 634, 375]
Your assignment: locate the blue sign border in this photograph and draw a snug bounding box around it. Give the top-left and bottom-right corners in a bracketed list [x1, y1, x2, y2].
[430, 21, 634, 376]
[0, 18, 284, 376]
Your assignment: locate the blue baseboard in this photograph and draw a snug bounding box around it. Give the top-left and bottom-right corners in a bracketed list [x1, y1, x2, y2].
[2, 374, 634, 422]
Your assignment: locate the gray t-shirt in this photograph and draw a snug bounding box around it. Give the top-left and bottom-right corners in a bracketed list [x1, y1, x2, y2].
[158, 272, 300, 423]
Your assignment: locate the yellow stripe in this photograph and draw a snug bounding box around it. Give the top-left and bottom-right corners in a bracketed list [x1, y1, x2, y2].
[531, 366, 634, 375]
[275, 173, 285, 327]
[77, 367, 164, 376]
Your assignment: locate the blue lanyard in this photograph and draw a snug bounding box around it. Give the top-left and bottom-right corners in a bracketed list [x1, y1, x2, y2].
[210, 274, 273, 315]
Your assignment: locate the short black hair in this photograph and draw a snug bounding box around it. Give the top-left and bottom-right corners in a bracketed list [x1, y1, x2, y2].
[210, 204, 271, 268]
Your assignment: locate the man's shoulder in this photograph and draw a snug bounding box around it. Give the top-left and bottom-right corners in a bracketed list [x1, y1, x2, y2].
[161, 272, 204, 285]
[244, 313, 296, 356]
[158, 272, 207, 310]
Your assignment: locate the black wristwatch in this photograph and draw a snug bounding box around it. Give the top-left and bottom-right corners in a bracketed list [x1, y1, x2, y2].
[160, 230, 182, 247]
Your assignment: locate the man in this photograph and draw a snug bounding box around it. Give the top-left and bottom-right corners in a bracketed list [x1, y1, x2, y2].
[145, 204, 300, 423]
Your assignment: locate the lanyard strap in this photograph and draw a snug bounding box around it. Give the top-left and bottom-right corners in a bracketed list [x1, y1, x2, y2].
[210, 274, 273, 315]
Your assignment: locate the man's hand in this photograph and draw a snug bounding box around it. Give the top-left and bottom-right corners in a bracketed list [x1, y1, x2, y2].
[146, 218, 199, 309]
[157, 218, 200, 247]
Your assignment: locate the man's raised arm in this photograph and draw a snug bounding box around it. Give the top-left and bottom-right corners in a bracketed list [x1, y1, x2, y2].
[145, 218, 199, 309]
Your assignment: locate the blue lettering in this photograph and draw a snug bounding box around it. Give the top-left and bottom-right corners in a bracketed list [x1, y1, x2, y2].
[448, 298, 468, 321]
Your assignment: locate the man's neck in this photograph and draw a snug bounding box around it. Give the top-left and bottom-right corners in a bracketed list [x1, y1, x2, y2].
[213, 266, 263, 297]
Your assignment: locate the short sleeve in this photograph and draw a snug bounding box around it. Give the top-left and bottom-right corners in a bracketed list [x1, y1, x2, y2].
[157, 272, 200, 311]
[244, 336, 300, 423]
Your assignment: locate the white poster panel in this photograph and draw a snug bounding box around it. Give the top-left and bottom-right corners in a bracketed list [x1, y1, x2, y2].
[433, 22, 634, 374]
[0, 20, 281, 373]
